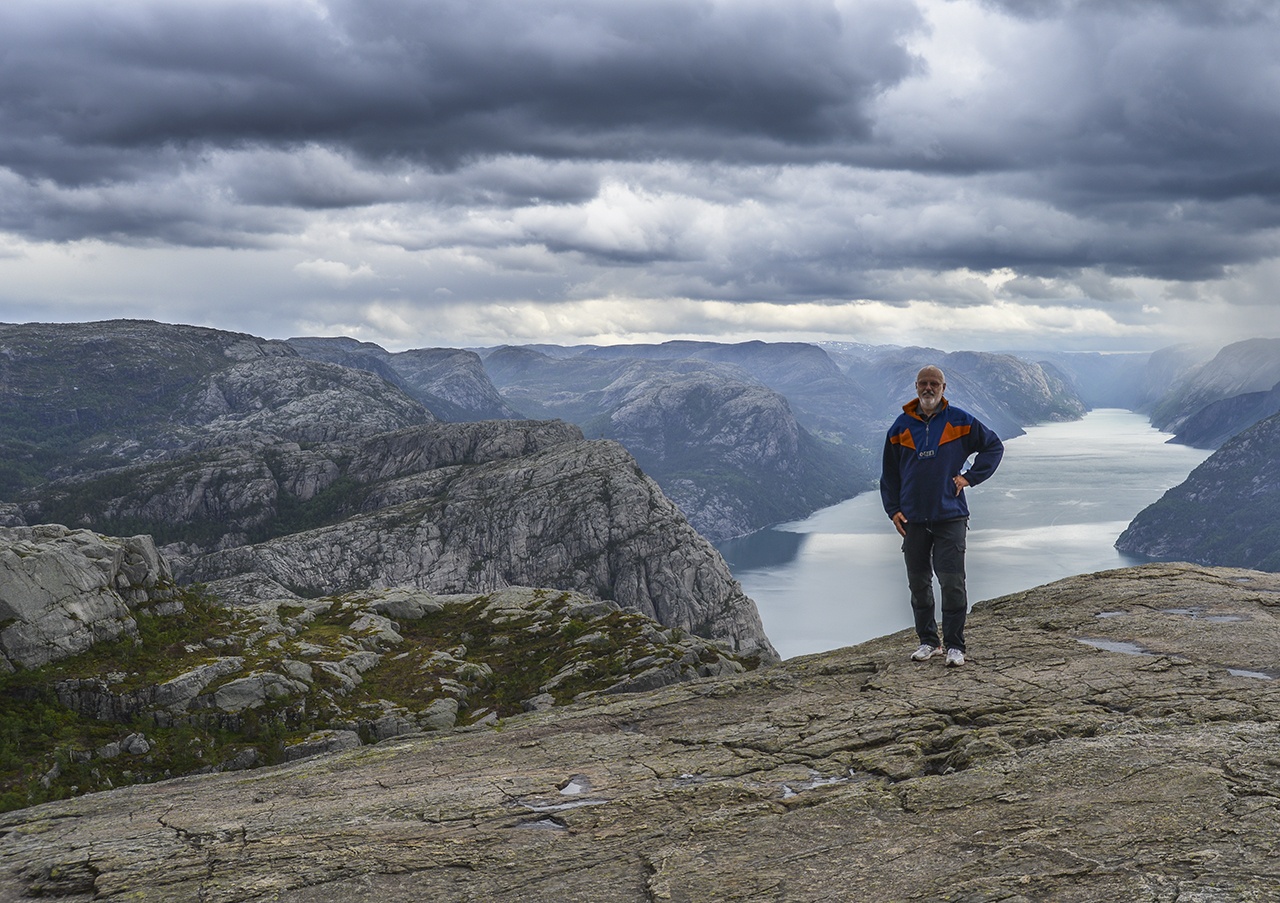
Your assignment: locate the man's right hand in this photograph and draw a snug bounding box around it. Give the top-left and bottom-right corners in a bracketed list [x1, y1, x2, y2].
[891, 511, 908, 537]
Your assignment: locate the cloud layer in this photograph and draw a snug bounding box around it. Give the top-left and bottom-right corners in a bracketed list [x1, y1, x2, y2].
[0, 0, 1277, 349]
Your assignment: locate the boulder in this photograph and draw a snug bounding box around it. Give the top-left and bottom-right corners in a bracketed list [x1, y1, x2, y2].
[283, 730, 361, 763]
[154, 658, 247, 712]
[0, 527, 172, 669]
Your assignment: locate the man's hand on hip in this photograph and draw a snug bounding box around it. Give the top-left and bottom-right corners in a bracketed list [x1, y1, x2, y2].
[953, 474, 971, 496]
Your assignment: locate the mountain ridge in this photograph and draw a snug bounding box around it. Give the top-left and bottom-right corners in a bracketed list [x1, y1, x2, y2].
[1, 321, 775, 658]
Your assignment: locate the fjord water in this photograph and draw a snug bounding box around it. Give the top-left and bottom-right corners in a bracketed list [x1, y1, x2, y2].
[716, 409, 1212, 660]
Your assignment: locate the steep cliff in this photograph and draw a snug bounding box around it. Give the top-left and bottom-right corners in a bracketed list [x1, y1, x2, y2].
[184, 436, 775, 660]
[1117, 411, 1280, 571]
[4, 563, 1278, 902]
[0, 525, 761, 812]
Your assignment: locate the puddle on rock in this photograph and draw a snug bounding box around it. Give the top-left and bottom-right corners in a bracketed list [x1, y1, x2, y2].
[1076, 638, 1152, 656]
[1160, 607, 1244, 623]
[558, 775, 592, 796]
[1227, 668, 1275, 681]
[513, 817, 568, 831]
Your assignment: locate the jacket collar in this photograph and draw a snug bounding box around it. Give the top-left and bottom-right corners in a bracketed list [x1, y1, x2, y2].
[904, 397, 949, 421]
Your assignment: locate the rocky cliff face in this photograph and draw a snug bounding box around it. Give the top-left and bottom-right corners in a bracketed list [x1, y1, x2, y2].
[24, 420, 582, 550]
[19, 421, 773, 660]
[1117, 411, 1280, 571]
[176, 356, 434, 445]
[183, 436, 775, 661]
[4, 322, 775, 659]
[4, 563, 1278, 902]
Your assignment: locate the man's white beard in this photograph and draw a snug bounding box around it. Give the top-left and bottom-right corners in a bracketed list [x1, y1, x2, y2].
[919, 392, 940, 413]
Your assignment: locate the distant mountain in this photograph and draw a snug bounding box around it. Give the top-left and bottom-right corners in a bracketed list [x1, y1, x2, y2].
[0, 320, 432, 495]
[482, 346, 870, 541]
[1116, 410, 1280, 572]
[576, 340, 878, 445]
[1167, 380, 1280, 449]
[831, 346, 1086, 439]
[1149, 338, 1280, 432]
[483, 340, 1093, 538]
[287, 336, 522, 421]
[1017, 351, 1151, 410]
[1131, 343, 1218, 414]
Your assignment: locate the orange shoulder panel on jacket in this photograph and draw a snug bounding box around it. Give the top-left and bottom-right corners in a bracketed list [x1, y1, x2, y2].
[890, 429, 916, 450]
[939, 422, 971, 445]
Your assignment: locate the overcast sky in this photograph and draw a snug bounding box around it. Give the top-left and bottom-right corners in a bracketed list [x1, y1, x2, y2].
[1, 0, 1278, 352]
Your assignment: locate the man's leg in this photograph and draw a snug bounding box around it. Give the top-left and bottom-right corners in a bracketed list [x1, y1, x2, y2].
[932, 518, 968, 653]
[902, 523, 940, 648]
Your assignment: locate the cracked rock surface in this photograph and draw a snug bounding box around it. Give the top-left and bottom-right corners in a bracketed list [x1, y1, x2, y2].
[4, 563, 1280, 902]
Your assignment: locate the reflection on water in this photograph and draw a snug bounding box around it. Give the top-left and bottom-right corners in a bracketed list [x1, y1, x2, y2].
[717, 409, 1212, 660]
[717, 527, 807, 570]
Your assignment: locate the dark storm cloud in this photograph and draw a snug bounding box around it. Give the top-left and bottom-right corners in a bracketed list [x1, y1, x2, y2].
[975, 0, 1278, 26]
[0, 0, 921, 183]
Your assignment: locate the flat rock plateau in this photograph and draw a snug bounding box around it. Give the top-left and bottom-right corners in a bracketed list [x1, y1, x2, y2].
[4, 563, 1280, 902]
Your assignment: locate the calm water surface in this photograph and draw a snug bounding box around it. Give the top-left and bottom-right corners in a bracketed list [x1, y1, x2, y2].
[716, 409, 1212, 659]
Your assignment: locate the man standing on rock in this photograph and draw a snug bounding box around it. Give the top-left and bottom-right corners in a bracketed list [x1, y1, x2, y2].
[880, 366, 1003, 667]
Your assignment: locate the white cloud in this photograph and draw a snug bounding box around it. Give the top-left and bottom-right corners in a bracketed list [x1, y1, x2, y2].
[293, 258, 376, 283]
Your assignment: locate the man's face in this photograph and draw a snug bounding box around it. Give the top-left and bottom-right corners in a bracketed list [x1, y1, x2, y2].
[916, 372, 944, 412]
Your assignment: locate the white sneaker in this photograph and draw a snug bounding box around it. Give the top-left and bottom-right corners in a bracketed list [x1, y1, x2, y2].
[945, 648, 965, 667]
[911, 644, 942, 661]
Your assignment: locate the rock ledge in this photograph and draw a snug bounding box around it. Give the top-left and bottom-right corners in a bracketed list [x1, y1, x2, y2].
[4, 563, 1280, 901]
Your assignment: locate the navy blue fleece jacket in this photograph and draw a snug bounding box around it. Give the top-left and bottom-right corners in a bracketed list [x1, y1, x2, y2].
[880, 398, 1004, 524]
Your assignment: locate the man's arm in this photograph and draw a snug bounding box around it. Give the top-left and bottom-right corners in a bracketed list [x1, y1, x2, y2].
[961, 420, 1004, 486]
[880, 429, 906, 535]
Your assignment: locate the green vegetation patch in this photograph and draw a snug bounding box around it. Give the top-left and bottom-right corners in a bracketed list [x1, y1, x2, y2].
[0, 581, 757, 815]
